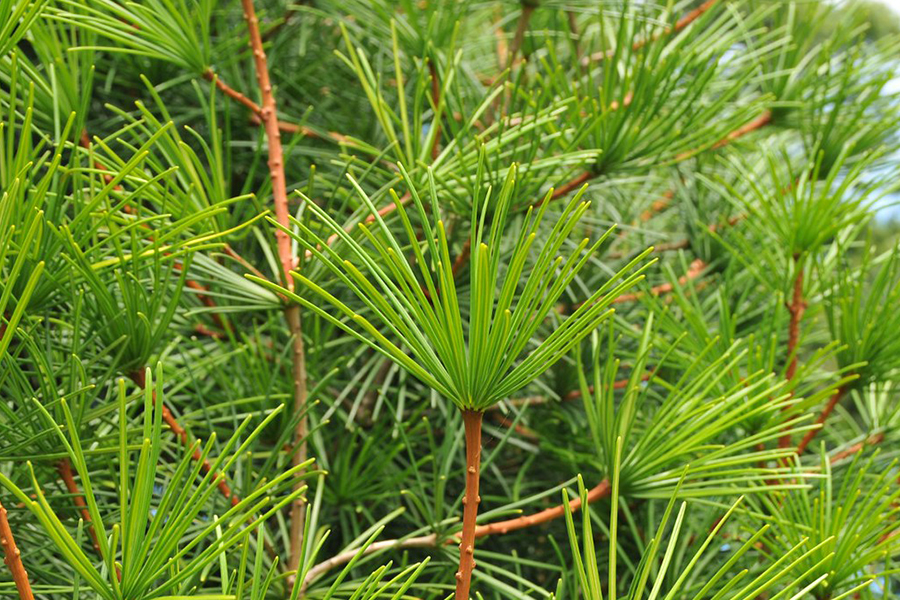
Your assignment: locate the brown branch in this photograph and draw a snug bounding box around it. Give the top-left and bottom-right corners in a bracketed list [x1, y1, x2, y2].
[488, 411, 539, 440]
[610, 259, 705, 305]
[473, 478, 610, 537]
[129, 370, 240, 506]
[796, 381, 854, 455]
[582, 0, 718, 65]
[202, 70, 350, 145]
[778, 261, 807, 448]
[567, 10, 583, 62]
[241, 4, 292, 288]
[79, 132, 226, 337]
[300, 475, 611, 590]
[829, 433, 884, 464]
[777, 263, 806, 446]
[506, 3, 536, 70]
[429, 61, 442, 161]
[711, 111, 772, 150]
[285, 303, 309, 574]
[203, 69, 262, 115]
[248, 113, 349, 144]
[239, 0, 310, 576]
[56, 459, 101, 556]
[452, 239, 472, 278]
[546, 171, 593, 203]
[547, 105, 770, 208]
[223, 244, 269, 281]
[455, 410, 484, 600]
[0, 500, 34, 600]
[202, 69, 348, 143]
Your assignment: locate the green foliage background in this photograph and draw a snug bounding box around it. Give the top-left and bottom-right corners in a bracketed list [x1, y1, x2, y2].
[1, 0, 900, 599]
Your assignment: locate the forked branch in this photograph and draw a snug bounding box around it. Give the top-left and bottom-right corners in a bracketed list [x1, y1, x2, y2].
[300, 476, 611, 590]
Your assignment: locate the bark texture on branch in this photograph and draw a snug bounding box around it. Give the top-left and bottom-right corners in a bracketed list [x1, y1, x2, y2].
[0, 500, 34, 600]
[238, 0, 310, 574]
[455, 410, 484, 600]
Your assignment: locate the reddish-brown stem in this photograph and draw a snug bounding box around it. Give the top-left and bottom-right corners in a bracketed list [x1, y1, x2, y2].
[609, 259, 705, 305]
[452, 239, 472, 278]
[785, 264, 805, 383]
[796, 382, 852, 454]
[174, 263, 227, 331]
[203, 69, 262, 115]
[240, 0, 292, 288]
[202, 70, 348, 144]
[364, 191, 412, 225]
[224, 244, 268, 281]
[285, 303, 309, 574]
[583, 0, 718, 65]
[56, 459, 101, 556]
[547, 171, 593, 203]
[567, 10, 583, 62]
[248, 113, 349, 144]
[79, 132, 226, 338]
[778, 262, 807, 448]
[506, 4, 535, 69]
[488, 411, 539, 440]
[239, 0, 310, 574]
[672, 0, 718, 32]
[455, 410, 483, 600]
[429, 61, 442, 161]
[301, 476, 610, 589]
[129, 370, 240, 506]
[0, 501, 34, 600]
[473, 478, 610, 537]
[830, 433, 883, 464]
[711, 111, 772, 150]
[547, 106, 769, 208]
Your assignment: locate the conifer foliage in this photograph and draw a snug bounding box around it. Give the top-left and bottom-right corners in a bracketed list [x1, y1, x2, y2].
[1, 0, 900, 599]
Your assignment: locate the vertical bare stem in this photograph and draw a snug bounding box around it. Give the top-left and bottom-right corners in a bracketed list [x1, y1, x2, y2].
[567, 10, 582, 62]
[238, 0, 309, 573]
[784, 264, 805, 383]
[429, 61, 442, 161]
[455, 410, 483, 600]
[778, 260, 806, 448]
[0, 501, 34, 600]
[506, 4, 535, 69]
[286, 303, 309, 573]
[240, 0, 292, 288]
